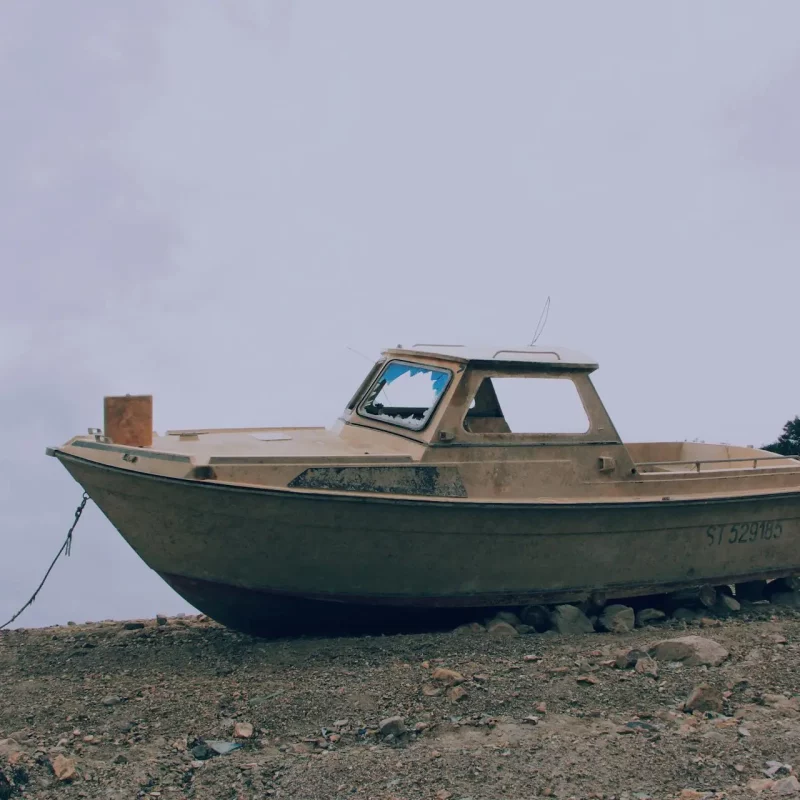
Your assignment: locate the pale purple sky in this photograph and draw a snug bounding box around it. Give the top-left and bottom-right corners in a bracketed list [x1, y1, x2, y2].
[1, 1, 798, 627]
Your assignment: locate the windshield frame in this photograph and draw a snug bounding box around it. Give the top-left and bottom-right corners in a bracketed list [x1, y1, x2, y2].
[356, 359, 453, 432]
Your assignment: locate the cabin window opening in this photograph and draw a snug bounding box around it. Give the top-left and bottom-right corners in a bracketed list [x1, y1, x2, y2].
[464, 376, 590, 435]
[358, 361, 451, 431]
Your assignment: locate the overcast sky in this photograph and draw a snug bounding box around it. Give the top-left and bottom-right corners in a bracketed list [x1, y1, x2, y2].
[2, 1, 798, 629]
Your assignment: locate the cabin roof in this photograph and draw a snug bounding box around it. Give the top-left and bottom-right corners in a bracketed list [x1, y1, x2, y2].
[383, 344, 598, 370]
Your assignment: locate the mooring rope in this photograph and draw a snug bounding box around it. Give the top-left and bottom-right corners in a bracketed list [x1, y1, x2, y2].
[0, 492, 90, 631]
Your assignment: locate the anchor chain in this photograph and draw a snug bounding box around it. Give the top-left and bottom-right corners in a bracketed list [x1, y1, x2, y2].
[0, 492, 90, 631]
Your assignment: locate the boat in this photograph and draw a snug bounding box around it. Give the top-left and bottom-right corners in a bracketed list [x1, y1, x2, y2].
[48, 344, 800, 636]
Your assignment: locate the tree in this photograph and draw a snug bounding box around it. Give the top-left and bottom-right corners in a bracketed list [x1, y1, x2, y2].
[763, 417, 800, 456]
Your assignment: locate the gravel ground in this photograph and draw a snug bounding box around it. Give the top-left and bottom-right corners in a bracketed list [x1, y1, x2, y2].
[2, 603, 800, 800]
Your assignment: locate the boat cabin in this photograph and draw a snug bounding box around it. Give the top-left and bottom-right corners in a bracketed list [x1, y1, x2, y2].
[343, 343, 622, 445]
[340, 344, 797, 489]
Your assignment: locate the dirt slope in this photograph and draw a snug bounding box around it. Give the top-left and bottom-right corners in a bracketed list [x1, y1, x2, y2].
[1, 604, 799, 800]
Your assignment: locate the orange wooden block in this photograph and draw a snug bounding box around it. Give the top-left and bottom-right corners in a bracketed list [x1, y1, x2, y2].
[104, 395, 153, 447]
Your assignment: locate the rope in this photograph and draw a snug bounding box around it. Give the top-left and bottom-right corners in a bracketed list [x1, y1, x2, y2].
[0, 492, 90, 631]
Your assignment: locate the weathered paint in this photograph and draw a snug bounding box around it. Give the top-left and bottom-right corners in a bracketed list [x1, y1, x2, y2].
[288, 465, 468, 497]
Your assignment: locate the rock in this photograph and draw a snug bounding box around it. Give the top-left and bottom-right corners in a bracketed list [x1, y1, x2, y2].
[764, 762, 791, 779]
[598, 604, 635, 633]
[772, 777, 800, 796]
[414, 722, 430, 733]
[191, 743, 211, 760]
[123, 621, 145, 631]
[716, 594, 741, 613]
[515, 623, 536, 634]
[487, 621, 519, 638]
[762, 694, 799, 711]
[615, 648, 649, 669]
[431, 668, 465, 686]
[747, 778, 775, 794]
[491, 610, 522, 627]
[649, 635, 729, 667]
[684, 683, 723, 713]
[422, 684, 442, 697]
[156, 614, 168, 626]
[634, 656, 659, 679]
[446, 685, 468, 702]
[379, 717, 405, 737]
[576, 675, 599, 685]
[635, 608, 667, 627]
[672, 608, 698, 622]
[520, 605, 551, 632]
[233, 722, 254, 739]
[549, 604, 595, 635]
[770, 592, 800, 607]
[452, 623, 485, 636]
[0, 739, 23, 759]
[101, 695, 122, 707]
[51, 754, 77, 782]
[435, 791, 453, 800]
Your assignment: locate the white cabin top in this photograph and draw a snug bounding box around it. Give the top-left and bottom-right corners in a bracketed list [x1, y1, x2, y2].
[384, 344, 598, 370]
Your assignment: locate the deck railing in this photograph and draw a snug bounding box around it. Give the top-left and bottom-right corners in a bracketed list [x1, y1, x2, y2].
[636, 454, 799, 473]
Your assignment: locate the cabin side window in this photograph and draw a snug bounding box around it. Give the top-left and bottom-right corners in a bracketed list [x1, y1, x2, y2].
[463, 376, 590, 435]
[357, 361, 452, 432]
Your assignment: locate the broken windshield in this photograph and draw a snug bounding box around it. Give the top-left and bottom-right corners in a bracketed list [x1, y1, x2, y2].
[358, 361, 451, 431]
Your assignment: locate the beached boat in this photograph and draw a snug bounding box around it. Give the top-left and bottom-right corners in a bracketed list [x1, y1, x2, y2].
[48, 344, 800, 636]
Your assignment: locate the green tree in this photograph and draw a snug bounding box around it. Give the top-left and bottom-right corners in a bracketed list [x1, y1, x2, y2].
[763, 416, 800, 456]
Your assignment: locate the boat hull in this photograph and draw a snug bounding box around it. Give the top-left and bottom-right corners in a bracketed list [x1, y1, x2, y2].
[58, 453, 800, 636]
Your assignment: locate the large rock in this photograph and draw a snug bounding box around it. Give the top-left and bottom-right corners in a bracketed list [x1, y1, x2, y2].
[549, 605, 595, 635]
[452, 622, 485, 636]
[490, 610, 522, 627]
[715, 595, 741, 613]
[520, 605, 551, 632]
[487, 621, 519, 638]
[635, 608, 667, 627]
[598, 604, 635, 633]
[649, 635, 729, 667]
